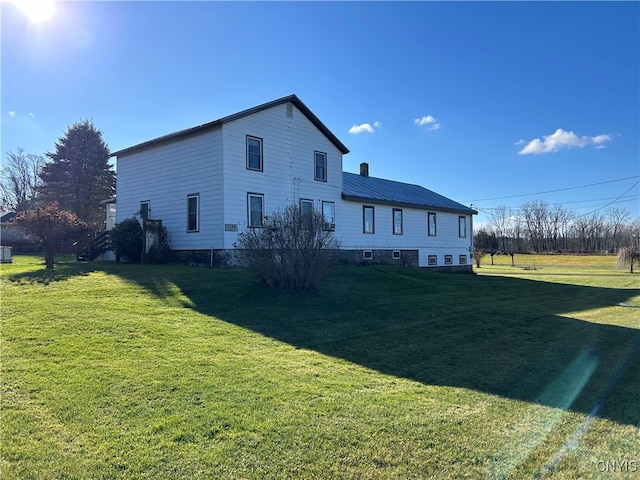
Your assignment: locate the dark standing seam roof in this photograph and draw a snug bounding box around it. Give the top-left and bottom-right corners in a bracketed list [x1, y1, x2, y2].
[111, 94, 349, 157]
[342, 172, 477, 215]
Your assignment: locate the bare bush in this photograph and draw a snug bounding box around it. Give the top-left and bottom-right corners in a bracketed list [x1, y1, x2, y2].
[234, 203, 340, 290]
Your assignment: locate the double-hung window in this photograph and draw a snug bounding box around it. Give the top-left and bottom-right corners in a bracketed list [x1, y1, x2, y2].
[393, 208, 403, 235]
[363, 206, 375, 234]
[300, 199, 313, 230]
[140, 201, 150, 221]
[248, 193, 264, 228]
[459, 216, 467, 238]
[322, 201, 335, 231]
[314, 151, 327, 182]
[428, 212, 437, 236]
[246, 136, 263, 171]
[187, 194, 199, 232]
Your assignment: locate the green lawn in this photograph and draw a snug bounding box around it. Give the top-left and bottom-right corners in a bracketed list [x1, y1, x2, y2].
[1, 255, 639, 479]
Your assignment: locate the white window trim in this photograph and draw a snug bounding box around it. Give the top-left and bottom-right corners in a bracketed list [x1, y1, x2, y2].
[363, 250, 373, 260]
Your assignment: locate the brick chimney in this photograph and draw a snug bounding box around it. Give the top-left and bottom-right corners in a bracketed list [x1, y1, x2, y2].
[359, 162, 369, 177]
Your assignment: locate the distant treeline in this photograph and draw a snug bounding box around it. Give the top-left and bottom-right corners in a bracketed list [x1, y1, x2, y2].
[474, 201, 640, 254]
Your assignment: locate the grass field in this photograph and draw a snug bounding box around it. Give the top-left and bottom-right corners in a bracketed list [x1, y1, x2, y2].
[1, 254, 639, 479]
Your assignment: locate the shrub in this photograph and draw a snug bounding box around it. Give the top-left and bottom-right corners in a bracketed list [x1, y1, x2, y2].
[234, 203, 340, 291]
[110, 218, 143, 263]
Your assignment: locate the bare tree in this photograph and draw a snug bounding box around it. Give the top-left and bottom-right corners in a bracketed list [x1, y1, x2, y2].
[0, 148, 44, 212]
[606, 207, 630, 253]
[488, 205, 512, 251]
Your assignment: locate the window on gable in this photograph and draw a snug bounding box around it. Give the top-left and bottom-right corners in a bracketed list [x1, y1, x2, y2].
[140, 201, 150, 220]
[363, 206, 375, 234]
[322, 201, 335, 231]
[300, 199, 313, 230]
[246, 136, 263, 171]
[187, 194, 199, 232]
[428, 212, 437, 236]
[314, 151, 327, 182]
[248, 193, 264, 228]
[459, 216, 467, 238]
[393, 208, 403, 235]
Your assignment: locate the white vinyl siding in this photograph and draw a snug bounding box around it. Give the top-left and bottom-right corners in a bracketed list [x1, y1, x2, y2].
[115, 128, 224, 250]
[220, 102, 343, 248]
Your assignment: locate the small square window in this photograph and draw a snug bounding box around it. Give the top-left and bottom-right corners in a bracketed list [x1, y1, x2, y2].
[363, 250, 373, 260]
[444, 255, 453, 265]
[314, 151, 327, 181]
[392, 250, 401, 260]
[428, 255, 437, 266]
[459, 254, 468, 265]
[247, 136, 263, 171]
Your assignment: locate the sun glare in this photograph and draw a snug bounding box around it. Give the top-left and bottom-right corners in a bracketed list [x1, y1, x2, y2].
[13, 0, 56, 23]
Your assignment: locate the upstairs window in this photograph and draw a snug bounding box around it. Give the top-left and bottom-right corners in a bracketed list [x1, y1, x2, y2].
[393, 208, 403, 235]
[363, 206, 375, 234]
[314, 151, 327, 181]
[322, 201, 335, 231]
[187, 194, 199, 232]
[459, 216, 467, 238]
[246, 136, 263, 171]
[248, 193, 264, 228]
[428, 212, 437, 236]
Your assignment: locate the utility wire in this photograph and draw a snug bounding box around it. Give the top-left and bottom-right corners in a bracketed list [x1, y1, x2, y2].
[461, 175, 639, 203]
[574, 180, 640, 218]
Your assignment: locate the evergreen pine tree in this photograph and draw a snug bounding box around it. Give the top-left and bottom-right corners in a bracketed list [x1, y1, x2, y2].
[38, 120, 115, 231]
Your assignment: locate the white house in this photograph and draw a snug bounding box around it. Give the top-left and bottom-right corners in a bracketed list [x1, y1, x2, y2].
[112, 95, 476, 269]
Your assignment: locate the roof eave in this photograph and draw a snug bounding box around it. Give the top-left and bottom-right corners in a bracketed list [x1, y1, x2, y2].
[341, 194, 477, 215]
[111, 94, 349, 157]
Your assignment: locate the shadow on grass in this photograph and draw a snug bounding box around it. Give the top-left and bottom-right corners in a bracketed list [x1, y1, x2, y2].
[107, 264, 640, 426]
[8, 262, 100, 285]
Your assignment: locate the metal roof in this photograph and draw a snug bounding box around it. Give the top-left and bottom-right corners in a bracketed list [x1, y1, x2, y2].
[111, 94, 349, 157]
[342, 172, 477, 215]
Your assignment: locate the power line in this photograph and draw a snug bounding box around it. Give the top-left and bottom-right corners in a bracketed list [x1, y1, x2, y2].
[478, 194, 639, 210]
[461, 175, 640, 203]
[574, 180, 640, 218]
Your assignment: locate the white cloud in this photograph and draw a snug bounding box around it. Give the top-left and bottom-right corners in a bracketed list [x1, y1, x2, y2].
[518, 128, 612, 155]
[414, 115, 441, 131]
[8, 111, 16, 117]
[514, 139, 526, 146]
[349, 122, 381, 134]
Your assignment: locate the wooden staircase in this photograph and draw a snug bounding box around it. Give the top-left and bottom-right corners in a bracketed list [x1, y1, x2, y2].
[77, 231, 110, 261]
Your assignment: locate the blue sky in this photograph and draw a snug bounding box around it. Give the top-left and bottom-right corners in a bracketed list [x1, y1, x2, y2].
[2, 1, 639, 226]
